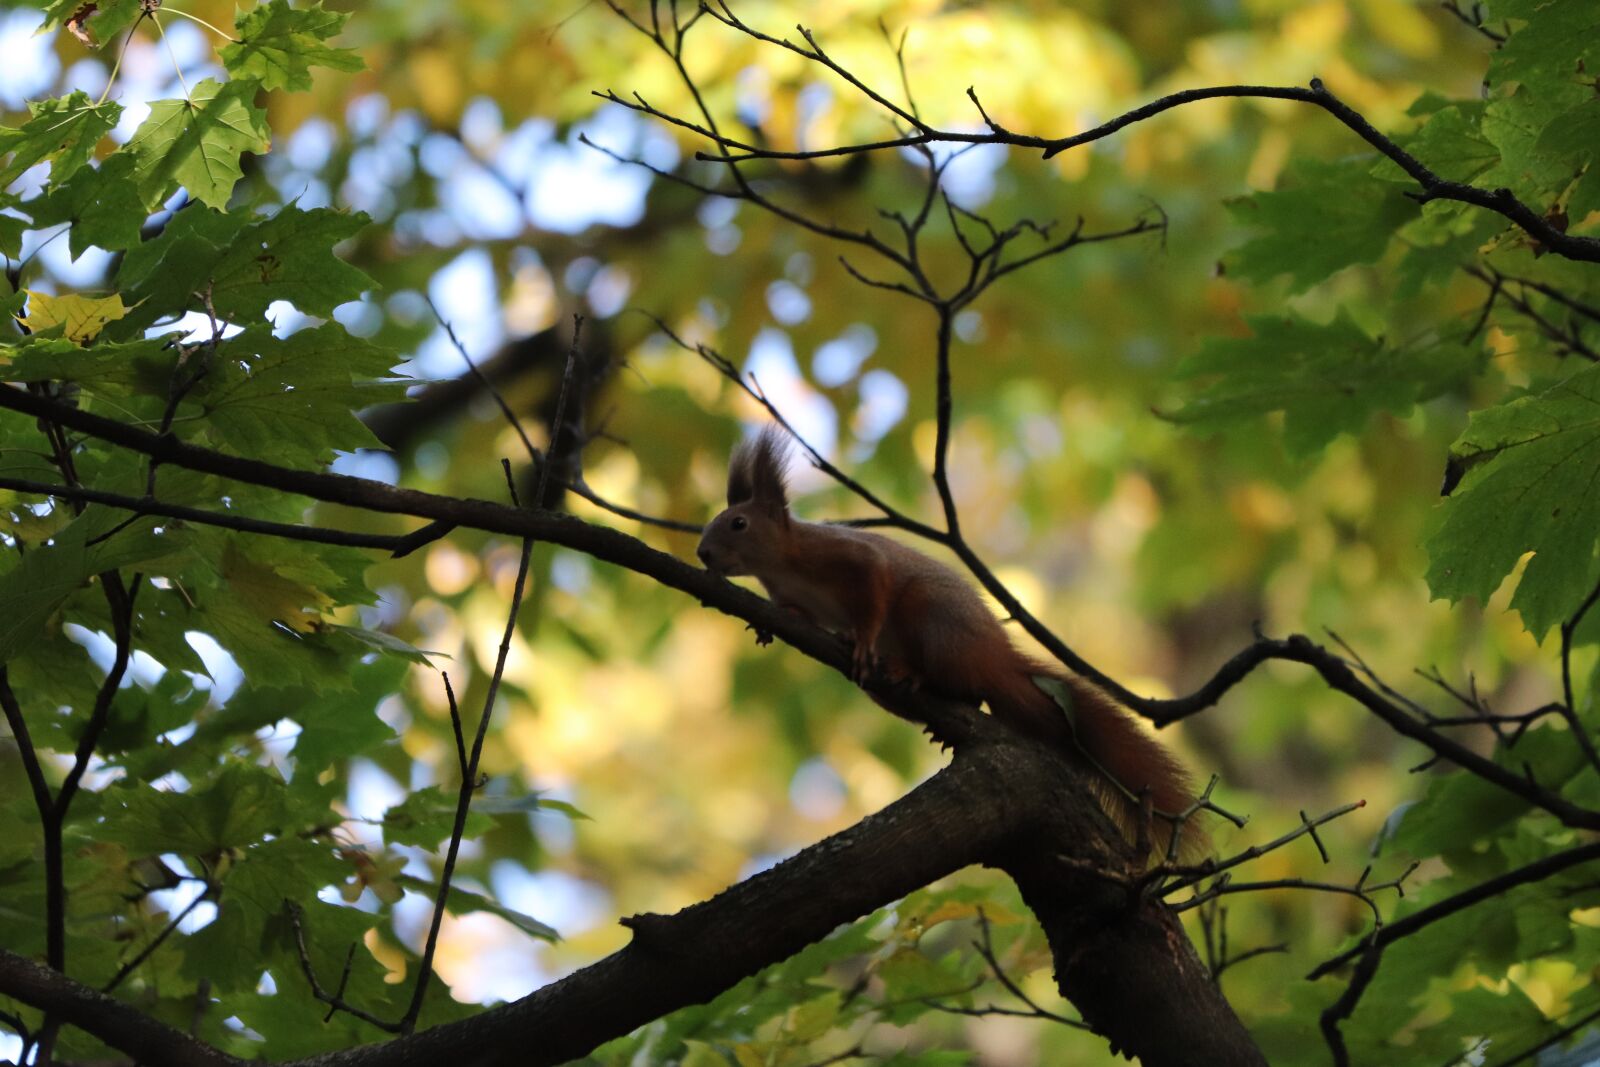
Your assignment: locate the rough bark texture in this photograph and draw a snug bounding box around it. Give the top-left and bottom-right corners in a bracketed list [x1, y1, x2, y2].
[301, 717, 1263, 1067]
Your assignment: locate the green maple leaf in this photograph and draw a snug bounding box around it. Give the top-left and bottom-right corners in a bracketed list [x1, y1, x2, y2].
[23, 152, 145, 257]
[1427, 364, 1600, 639]
[111, 205, 245, 333]
[1225, 158, 1417, 294]
[126, 79, 271, 210]
[0, 91, 121, 188]
[162, 531, 376, 692]
[195, 323, 405, 464]
[208, 207, 375, 318]
[1373, 102, 1499, 187]
[1480, 88, 1587, 204]
[116, 205, 375, 328]
[181, 837, 347, 993]
[0, 334, 173, 394]
[1166, 312, 1481, 455]
[222, 0, 364, 92]
[101, 762, 295, 856]
[1488, 0, 1600, 100]
[0, 508, 182, 665]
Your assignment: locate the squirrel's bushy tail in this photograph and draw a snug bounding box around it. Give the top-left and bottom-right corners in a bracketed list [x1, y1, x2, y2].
[984, 660, 1208, 862]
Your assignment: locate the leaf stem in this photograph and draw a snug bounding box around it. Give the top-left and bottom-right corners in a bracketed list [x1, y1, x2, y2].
[161, 6, 238, 42]
[96, 10, 152, 107]
[153, 14, 194, 105]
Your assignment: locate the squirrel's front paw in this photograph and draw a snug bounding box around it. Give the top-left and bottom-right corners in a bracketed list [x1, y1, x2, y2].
[850, 641, 879, 685]
[747, 623, 774, 647]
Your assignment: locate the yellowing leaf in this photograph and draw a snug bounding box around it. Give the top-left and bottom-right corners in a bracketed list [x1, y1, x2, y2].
[682, 1039, 729, 1067]
[919, 901, 980, 929]
[223, 542, 333, 633]
[786, 992, 841, 1042]
[19, 290, 127, 343]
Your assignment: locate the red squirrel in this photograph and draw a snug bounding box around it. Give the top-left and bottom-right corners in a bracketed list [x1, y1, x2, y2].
[696, 425, 1203, 858]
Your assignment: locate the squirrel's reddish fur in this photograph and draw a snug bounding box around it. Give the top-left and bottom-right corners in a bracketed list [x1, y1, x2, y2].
[697, 426, 1204, 858]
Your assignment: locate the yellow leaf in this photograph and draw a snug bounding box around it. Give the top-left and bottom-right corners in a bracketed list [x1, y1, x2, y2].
[19, 290, 128, 343]
[732, 1043, 768, 1067]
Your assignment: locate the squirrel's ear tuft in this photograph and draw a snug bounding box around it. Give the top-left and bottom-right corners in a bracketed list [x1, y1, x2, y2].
[727, 437, 756, 505]
[728, 424, 791, 513]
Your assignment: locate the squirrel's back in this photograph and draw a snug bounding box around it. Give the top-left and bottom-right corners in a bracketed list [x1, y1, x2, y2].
[860, 536, 1203, 857]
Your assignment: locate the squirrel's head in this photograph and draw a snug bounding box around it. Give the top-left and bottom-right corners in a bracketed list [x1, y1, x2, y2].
[697, 425, 792, 578]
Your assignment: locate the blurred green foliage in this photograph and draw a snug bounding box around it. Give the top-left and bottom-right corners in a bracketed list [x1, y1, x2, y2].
[0, 0, 1596, 1063]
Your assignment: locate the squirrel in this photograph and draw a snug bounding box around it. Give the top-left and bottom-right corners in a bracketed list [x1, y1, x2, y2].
[696, 425, 1203, 859]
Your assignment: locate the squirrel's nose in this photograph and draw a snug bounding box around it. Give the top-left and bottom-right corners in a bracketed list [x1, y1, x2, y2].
[696, 546, 712, 566]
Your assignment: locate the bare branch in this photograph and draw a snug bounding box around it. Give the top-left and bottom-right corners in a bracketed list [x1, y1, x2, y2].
[286, 902, 403, 1034]
[429, 296, 543, 465]
[400, 321, 582, 1035]
[1161, 801, 1366, 896]
[3, 385, 1597, 836]
[103, 885, 217, 993]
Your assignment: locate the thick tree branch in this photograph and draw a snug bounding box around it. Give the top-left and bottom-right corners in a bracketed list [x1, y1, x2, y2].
[302, 726, 1258, 1067]
[5, 383, 1595, 1066]
[0, 721, 1263, 1067]
[0, 949, 238, 1067]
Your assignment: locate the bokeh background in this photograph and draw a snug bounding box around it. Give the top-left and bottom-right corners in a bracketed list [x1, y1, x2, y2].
[0, 0, 1561, 1062]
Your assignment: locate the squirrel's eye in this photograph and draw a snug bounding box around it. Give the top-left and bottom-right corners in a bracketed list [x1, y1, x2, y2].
[730, 516, 748, 532]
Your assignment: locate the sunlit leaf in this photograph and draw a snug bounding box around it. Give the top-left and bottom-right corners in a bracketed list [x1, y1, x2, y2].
[0, 91, 120, 187]
[222, 0, 364, 92]
[126, 79, 271, 210]
[18, 290, 128, 343]
[195, 324, 403, 464]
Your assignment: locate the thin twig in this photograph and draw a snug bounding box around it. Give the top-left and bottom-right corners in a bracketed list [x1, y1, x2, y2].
[1160, 801, 1366, 895]
[285, 902, 401, 1034]
[429, 296, 542, 466]
[925, 909, 1089, 1030]
[398, 319, 583, 1036]
[103, 886, 216, 993]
